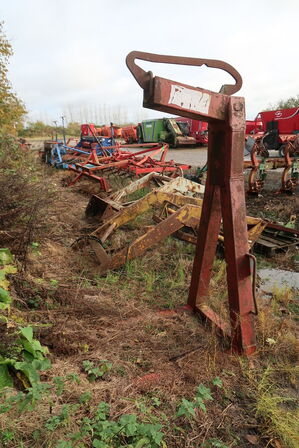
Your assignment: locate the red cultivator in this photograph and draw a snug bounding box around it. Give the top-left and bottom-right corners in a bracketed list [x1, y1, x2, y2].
[66, 143, 190, 191]
[245, 135, 299, 195]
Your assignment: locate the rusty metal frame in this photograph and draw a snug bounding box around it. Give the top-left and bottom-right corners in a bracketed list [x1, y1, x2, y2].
[85, 172, 204, 220]
[245, 135, 299, 195]
[76, 199, 266, 277]
[66, 143, 190, 187]
[280, 141, 299, 194]
[89, 179, 204, 242]
[126, 51, 256, 355]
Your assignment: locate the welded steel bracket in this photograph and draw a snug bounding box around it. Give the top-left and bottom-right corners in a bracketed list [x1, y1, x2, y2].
[127, 51, 256, 355]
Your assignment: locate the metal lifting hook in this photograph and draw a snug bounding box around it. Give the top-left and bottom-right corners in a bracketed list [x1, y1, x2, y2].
[127, 51, 256, 355]
[126, 51, 242, 96]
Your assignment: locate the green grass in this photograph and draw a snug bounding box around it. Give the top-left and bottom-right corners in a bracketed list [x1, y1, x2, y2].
[254, 366, 299, 448]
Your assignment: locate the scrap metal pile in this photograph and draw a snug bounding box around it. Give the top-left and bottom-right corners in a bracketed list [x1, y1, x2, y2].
[74, 172, 298, 271]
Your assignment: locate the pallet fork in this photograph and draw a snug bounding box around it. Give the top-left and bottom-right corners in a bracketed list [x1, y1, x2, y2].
[126, 51, 257, 355]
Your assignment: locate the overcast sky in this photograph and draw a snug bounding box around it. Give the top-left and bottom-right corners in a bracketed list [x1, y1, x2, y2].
[1, 0, 299, 125]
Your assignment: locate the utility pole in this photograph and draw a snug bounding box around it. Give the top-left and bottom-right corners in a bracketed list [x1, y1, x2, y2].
[53, 120, 58, 141]
[110, 122, 115, 146]
[61, 116, 66, 144]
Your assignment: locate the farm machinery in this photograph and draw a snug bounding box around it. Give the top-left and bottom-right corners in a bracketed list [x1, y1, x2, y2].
[176, 117, 208, 145]
[242, 107, 299, 194]
[137, 117, 196, 147]
[66, 143, 190, 191]
[71, 51, 258, 356]
[121, 125, 138, 144]
[74, 175, 269, 273]
[248, 107, 299, 156]
[52, 49, 299, 358]
[244, 134, 299, 195]
[74, 50, 299, 357]
[113, 118, 207, 146]
[42, 124, 191, 192]
[76, 172, 298, 272]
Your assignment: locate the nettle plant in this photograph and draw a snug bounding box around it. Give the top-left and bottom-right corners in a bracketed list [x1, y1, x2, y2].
[43, 401, 165, 448]
[0, 373, 228, 448]
[81, 402, 164, 448]
[52, 379, 226, 448]
[175, 378, 229, 448]
[82, 360, 113, 382]
[176, 378, 223, 419]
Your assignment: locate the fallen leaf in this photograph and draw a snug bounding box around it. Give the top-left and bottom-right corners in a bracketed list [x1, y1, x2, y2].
[245, 434, 259, 445]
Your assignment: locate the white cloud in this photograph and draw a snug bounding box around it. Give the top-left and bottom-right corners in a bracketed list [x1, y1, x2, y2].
[1, 0, 299, 123]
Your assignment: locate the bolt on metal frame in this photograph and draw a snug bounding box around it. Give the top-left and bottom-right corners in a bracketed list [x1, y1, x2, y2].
[126, 51, 257, 355]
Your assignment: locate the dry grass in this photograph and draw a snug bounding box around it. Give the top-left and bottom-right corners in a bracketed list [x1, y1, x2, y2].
[0, 147, 298, 448]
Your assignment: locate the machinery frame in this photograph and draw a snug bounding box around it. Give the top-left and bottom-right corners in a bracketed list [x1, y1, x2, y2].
[126, 51, 257, 355]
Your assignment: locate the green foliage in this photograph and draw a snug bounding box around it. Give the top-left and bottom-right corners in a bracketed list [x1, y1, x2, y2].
[0, 22, 26, 133]
[0, 248, 17, 310]
[82, 402, 164, 448]
[0, 326, 51, 391]
[176, 398, 196, 419]
[267, 94, 299, 111]
[30, 241, 40, 251]
[212, 377, 223, 388]
[176, 382, 214, 419]
[203, 439, 229, 448]
[0, 372, 229, 448]
[82, 360, 112, 382]
[18, 120, 81, 138]
[55, 442, 74, 448]
[0, 286, 11, 309]
[254, 366, 299, 448]
[45, 404, 79, 431]
[78, 391, 92, 404]
[0, 248, 13, 264]
[0, 364, 13, 389]
[0, 429, 15, 444]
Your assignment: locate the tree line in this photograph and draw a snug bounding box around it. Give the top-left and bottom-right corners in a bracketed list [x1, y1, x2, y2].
[18, 121, 81, 138]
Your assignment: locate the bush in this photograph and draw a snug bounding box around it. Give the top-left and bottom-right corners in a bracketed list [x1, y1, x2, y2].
[0, 134, 52, 266]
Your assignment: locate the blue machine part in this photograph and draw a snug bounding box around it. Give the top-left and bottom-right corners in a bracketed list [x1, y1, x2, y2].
[47, 136, 115, 169]
[75, 136, 115, 156]
[48, 143, 68, 168]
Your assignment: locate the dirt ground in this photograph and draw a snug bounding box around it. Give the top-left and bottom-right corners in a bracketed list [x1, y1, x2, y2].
[1, 145, 298, 448]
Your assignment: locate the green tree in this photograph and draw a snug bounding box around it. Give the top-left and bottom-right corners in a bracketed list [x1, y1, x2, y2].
[267, 95, 299, 111]
[18, 121, 56, 138]
[66, 121, 81, 136]
[0, 22, 26, 133]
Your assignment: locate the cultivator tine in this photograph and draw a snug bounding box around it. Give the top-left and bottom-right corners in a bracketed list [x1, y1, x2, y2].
[245, 134, 299, 195]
